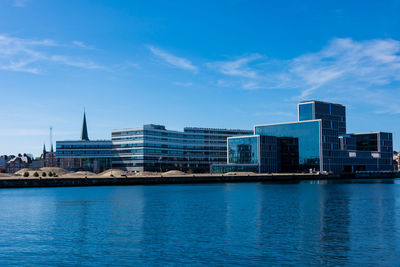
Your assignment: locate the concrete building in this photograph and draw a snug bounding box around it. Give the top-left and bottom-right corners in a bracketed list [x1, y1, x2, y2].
[112, 124, 252, 173]
[56, 112, 113, 173]
[213, 100, 394, 174]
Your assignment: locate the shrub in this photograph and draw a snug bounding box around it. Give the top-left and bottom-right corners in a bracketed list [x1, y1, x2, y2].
[48, 172, 53, 177]
[23, 172, 29, 177]
[33, 172, 39, 177]
[42, 172, 47, 177]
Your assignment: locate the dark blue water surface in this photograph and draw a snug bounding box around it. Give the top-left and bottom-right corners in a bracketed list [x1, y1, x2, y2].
[1, 180, 400, 266]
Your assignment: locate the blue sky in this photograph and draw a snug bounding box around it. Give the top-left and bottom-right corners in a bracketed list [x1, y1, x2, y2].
[1, 0, 400, 156]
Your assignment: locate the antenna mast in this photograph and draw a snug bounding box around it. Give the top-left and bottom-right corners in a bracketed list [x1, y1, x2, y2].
[50, 126, 53, 151]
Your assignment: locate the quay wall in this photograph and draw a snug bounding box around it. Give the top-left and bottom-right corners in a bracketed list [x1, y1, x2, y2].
[0, 172, 399, 189]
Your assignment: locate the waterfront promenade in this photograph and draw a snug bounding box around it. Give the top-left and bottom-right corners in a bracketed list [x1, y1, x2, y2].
[0, 172, 399, 188]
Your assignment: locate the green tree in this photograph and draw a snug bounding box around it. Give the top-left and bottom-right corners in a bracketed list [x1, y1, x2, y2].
[48, 172, 53, 177]
[33, 172, 39, 177]
[23, 172, 29, 177]
[42, 172, 47, 177]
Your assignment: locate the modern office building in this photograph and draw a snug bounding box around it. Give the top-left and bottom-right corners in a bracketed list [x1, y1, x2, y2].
[56, 112, 113, 172]
[112, 124, 252, 172]
[212, 100, 393, 173]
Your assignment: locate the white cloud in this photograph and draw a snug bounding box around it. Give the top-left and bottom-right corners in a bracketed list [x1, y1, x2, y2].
[49, 55, 104, 69]
[0, 34, 105, 73]
[288, 38, 400, 98]
[72, 41, 97, 50]
[209, 38, 400, 113]
[207, 54, 262, 78]
[148, 46, 198, 73]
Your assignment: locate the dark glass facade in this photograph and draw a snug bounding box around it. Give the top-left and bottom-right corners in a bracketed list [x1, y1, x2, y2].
[299, 103, 313, 121]
[228, 136, 259, 164]
[255, 121, 321, 172]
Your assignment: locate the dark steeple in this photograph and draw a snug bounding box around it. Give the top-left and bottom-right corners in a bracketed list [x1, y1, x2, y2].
[43, 144, 46, 153]
[81, 111, 89, 141]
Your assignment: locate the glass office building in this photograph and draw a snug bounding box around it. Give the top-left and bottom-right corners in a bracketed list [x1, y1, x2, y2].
[213, 100, 393, 174]
[112, 124, 252, 173]
[56, 140, 113, 172]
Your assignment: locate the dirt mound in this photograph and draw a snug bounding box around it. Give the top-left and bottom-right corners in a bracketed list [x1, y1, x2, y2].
[98, 169, 127, 177]
[162, 170, 185, 176]
[15, 168, 38, 175]
[40, 167, 70, 176]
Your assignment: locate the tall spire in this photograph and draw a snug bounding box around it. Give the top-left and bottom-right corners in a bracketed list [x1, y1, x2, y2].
[50, 126, 54, 152]
[43, 143, 46, 153]
[81, 111, 89, 141]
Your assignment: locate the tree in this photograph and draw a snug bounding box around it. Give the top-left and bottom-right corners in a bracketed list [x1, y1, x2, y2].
[23, 172, 29, 177]
[48, 172, 53, 177]
[33, 172, 39, 177]
[42, 172, 47, 177]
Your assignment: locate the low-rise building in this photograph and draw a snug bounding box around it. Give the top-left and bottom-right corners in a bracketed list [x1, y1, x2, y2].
[112, 124, 252, 173]
[41, 144, 57, 167]
[6, 154, 33, 173]
[56, 112, 113, 173]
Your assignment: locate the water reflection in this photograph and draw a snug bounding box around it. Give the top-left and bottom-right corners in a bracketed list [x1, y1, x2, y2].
[0, 181, 399, 265]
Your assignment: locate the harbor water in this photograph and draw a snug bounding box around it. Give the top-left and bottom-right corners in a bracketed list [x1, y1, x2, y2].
[0, 180, 400, 265]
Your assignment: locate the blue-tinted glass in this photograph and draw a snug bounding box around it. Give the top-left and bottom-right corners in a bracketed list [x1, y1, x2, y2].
[228, 136, 259, 164]
[255, 121, 320, 171]
[299, 103, 313, 121]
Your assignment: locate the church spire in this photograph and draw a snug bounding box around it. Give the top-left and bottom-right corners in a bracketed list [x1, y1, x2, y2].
[81, 111, 89, 141]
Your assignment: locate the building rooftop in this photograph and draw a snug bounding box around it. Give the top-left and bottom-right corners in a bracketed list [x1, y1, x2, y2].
[299, 100, 345, 106]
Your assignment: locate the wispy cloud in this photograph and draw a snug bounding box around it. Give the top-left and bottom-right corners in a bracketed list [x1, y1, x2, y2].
[289, 38, 400, 98]
[207, 54, 262, 78]
[0, 34, 105, 73]
[208, 38, 400, 113]
[72, 40, 97, 50]
[148, 46, 198, 73]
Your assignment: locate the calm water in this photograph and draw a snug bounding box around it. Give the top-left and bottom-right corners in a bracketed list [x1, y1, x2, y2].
[0, 180, 400, 266]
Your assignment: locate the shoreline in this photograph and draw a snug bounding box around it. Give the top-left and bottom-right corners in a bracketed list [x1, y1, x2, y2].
[0, 172, 399, 188]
